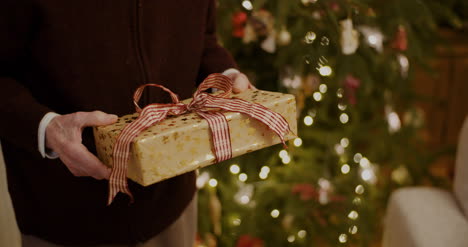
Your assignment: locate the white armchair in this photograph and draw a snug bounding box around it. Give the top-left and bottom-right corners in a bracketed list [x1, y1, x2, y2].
[383, 116, 468, 247]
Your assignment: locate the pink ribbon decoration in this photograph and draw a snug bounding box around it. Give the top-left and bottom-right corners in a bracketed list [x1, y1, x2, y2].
[108, 73, 290, 205]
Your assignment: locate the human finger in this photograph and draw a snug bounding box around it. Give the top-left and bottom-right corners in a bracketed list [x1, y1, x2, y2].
[64, 143, 111, 180]
[232, 73, 250, 94]
[75, 111, 118, 128]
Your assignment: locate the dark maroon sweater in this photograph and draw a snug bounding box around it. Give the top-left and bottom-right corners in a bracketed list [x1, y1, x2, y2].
[0, 0, 236, 245]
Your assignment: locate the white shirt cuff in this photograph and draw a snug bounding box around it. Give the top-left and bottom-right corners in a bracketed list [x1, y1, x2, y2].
[222, 68, 240, 76]
[38, 112, 60, 159]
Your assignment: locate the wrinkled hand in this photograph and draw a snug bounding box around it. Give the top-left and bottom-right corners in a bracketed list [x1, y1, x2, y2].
[45, 111, 118, 180]
[226, 72, 256, 94]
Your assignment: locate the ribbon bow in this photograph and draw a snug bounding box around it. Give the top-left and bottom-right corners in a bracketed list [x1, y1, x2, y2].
[108, 73, 290, 205]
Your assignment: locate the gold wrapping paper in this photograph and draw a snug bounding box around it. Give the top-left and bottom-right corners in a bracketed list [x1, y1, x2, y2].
[94, 89, 297, 186]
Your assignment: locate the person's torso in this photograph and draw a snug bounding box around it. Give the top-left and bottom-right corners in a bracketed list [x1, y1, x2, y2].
[25, 0, 210, 114]
[6, 0, 210, 244]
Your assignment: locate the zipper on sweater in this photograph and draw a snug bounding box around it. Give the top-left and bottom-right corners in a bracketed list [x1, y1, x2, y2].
[133, 0, 151, 104]
[127, 0, 150, 242]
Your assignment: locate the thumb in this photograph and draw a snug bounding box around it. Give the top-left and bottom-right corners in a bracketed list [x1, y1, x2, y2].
[79, 111, 118, 127]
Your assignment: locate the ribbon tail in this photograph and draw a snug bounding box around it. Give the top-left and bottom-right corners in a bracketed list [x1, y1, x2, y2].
[197, 111, 232, 162]
[107, 135, 136, 205]
[107, 108, 169, 205]
[107, 170, 134, 206]
[107, 186, 118, 206]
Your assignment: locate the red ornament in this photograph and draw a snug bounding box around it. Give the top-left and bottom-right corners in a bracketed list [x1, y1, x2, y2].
[236, 235, 264, 247]
[391, 26, 408, 51]
[329, 2, 340, 12]
[195, 234, 203, 245]
[344, 75, 361, 105]
[232, 11, 248, 38]
[292, 183, 318, 201]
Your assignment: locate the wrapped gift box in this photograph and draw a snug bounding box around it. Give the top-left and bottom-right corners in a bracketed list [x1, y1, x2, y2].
[94, 89, 297, 186]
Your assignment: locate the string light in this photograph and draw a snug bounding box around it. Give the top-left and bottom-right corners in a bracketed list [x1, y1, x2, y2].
[308, 109, 317, 117]
[361, 169, 374, 181]
[239, 173, 248, 182]
[341, 164, 350, 174]
[235, 184, 254, 205]
[397, 54, 410, 78]
[359, 26, 384, 52]
[298, 230, 307, 238]
[339, 113, 349, 124]
[392, 165, 409, 184]
[261, 166, 270, 174]
[320, 36, 330, 46]
[368, 35, 378, 45]
[361, 165, 377, 184]
[271, 209, 280, 218]
[283, 75, 301, 89]
[387, 111, 402, 133]
[318, 66, 332, 76]
[318, 56, 328, 67]
[304, 116, 314, 126]
[348, 210, 359, 220]
[340, 138, 350, 148]
[349, 225, 358, 234]
[359, 158, 370, 168]
[240, 195, 250, 204]
[313, 92, 323, 101]
[279, 150, 291, 164]
[355, 185, 365, 195]
[304, 31, 317, 44]
[233, 218, 241, 226]
[241, 0, 253, 10]
[293, 138, 303, 147]
[319, 84, 328, 93]
[230, 164, 240, 174]
[338, 103, 347, 111]
[259, 166, 270, 180]
[335, 144, 345, 155]
[196, 172, 210, 189]
[208, 178, 218, 187]
[337, 88, 344, 98]
[312, 11, 321, 19]
[282, 155, 291, 164]
[338, 233, 348, 243]
[287, 235, 296, 243]
[353, 153, 363, 163]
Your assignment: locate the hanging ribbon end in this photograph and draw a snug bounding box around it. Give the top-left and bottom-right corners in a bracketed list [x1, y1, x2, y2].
[281, 140, 288, 150]
[126, 189, 135, 205]
[107, 190, 118, 206]
[107, 187, 134, 206]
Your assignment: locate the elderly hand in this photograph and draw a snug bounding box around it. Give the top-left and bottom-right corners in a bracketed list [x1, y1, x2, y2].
[45, 111, 117, 180]
[225, 71, 256, 94]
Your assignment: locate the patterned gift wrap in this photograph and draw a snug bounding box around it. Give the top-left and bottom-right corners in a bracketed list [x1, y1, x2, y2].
[94, 89, 297, 186]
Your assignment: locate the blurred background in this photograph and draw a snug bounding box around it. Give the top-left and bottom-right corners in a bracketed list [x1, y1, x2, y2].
[196, 0, 468, 246]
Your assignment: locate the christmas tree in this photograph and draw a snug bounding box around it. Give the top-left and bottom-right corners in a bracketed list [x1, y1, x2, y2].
[196, 0, 463, 246]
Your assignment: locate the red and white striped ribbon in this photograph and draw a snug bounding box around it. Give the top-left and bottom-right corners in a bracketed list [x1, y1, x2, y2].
[107, 74, 290, 205]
